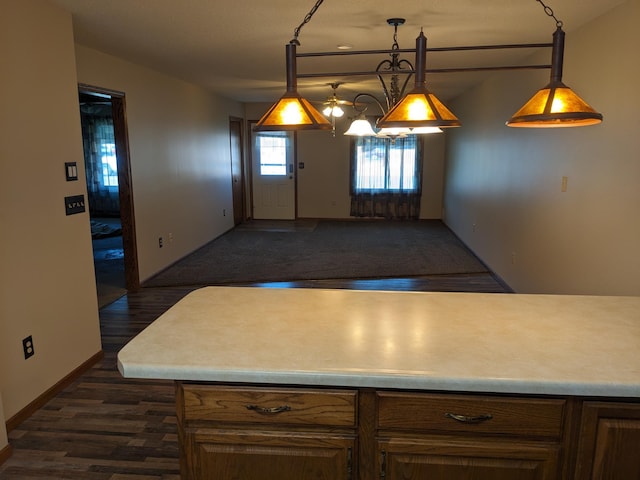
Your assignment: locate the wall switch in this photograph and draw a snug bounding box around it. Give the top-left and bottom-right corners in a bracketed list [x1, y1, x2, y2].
[65, 194, 86, 215]
[159, 237, 163, 248]
[65, 162, 78, 181]
[23, 335, 35, 359]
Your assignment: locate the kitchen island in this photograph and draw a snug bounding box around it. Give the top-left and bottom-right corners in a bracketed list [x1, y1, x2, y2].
[118, 287, 640, 479]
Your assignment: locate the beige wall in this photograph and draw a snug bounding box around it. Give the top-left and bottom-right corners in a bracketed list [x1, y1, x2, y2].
[75, 46, 244, 281]
[0, 0, 102, 420]
[0, 0, 244, 432]
[443, 0, 640, 295]
[245, 105, 446, 219]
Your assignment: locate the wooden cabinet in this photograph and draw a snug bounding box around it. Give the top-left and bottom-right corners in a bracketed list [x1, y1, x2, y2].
[574, 401, 640, 479]
[175, 383, 639, 480]
[176, 383, 357, 480]
[375, 392, 566, 480]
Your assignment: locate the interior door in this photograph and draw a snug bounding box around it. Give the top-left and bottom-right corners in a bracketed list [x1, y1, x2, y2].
[250, 128, 295, 220]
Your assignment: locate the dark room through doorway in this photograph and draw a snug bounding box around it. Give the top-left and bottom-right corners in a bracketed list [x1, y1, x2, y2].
[79, 87, 139, 308]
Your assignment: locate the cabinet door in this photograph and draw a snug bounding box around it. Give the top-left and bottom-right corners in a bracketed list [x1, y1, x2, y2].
[189, 430, 355, 480]
[574, 401, 640, 480]
[378, 438, 560, 480]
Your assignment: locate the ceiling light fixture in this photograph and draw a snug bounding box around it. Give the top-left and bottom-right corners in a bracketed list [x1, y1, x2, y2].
[506, 1, 603, 127]
[253, 41, 332, 131]
[343, 18, 445, 139]
[255, 0, 602, 132]
[321, 82, 347, 136]
[376, 28, 460, 131]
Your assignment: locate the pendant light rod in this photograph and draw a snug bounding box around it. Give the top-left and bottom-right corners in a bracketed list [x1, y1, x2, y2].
[295, 40, 554, 81]
[415, 30, 427, 87]
[550, 26, 564, 82]
[286, 42, 297, 91]
[296, 64, 552, 79]
[296, 42, 552, 59]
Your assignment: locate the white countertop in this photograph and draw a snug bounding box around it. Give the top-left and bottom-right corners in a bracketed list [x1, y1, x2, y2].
[117, 287, 640, 397]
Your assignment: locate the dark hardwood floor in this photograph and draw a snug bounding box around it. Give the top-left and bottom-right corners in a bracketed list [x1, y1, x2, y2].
[0, 274, 510, 479]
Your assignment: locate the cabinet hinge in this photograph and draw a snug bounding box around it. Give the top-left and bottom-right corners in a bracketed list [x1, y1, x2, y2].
[380, 449, 387, 479]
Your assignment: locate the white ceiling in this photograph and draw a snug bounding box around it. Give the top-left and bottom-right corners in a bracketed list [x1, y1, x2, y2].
[50, 0, 624, 106]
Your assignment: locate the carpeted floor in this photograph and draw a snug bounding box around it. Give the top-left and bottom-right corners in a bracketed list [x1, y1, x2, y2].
[144, 219, 489, 287]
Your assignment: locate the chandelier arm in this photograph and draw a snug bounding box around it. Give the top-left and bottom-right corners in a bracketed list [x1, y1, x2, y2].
[396, 59, 414, 70]
[376, 75, 393, 111]
[374, 59, 395, 109]
[375, 59, 394, 72]
[352, 93, 387, 115]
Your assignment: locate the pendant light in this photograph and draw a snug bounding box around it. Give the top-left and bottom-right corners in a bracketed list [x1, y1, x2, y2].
[377, 32, 460, 129]
[507, 26, 602, 127]
[254, 42, 332, 131]
[344, 116, 377, 136]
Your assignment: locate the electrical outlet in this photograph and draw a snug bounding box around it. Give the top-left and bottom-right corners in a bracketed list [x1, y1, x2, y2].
[159, 237, 163, 248]
[561, 176, 568, 192]
[23, 335, 35, 359]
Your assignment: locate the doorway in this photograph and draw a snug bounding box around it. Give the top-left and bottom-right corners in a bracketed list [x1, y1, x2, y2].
[249, 121, 296, 220]
[78, 85, 139, 308]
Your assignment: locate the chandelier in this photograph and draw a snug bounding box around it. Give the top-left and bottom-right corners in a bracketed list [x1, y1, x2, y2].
[254, 0, 603, 132]
[342, 18, 446, 139]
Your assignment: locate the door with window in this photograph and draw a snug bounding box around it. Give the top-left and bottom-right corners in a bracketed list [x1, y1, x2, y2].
[250, 127, 296, 220]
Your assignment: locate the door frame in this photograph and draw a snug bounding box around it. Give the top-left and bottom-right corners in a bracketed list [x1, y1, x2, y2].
[229, 116, 246, 225]
[247, 120, 298, 220]
[79, 83, 140, 291]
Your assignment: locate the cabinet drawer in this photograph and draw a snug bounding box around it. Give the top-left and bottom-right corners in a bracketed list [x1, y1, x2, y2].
[180, 384, 357, 427]
[377, 392, 565, 439]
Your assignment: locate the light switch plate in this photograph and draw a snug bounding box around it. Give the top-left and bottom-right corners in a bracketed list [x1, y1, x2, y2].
[65, 194, 86, 215]
[65, 162, 78, 181]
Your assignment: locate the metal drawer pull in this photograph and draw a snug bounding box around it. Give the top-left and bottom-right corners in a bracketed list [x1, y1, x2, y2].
[245, 404, 291, 415]
[445, 412, 493, 424]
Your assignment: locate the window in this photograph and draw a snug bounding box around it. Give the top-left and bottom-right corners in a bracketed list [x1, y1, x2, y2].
[100, 141, 118, 187]
[352, 135, 420, 193]
[255, 131, 290, 176]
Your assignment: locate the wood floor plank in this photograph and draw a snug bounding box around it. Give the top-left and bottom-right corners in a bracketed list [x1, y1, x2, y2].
[1, 275, 509, 478]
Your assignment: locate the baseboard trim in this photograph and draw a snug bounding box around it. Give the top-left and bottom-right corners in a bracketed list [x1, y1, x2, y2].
[5, 350, 104, 433]
[0, 443, 13, 466]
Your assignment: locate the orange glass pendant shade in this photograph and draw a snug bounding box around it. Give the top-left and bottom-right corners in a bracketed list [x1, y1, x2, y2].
[254, 42, 332, 131]
[507, 81, 602, 127]
[256, 92, 332, 131]
[507, 26, 602, 128]
[379, 88, 460, 128]
[378, 31, 460, 129]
